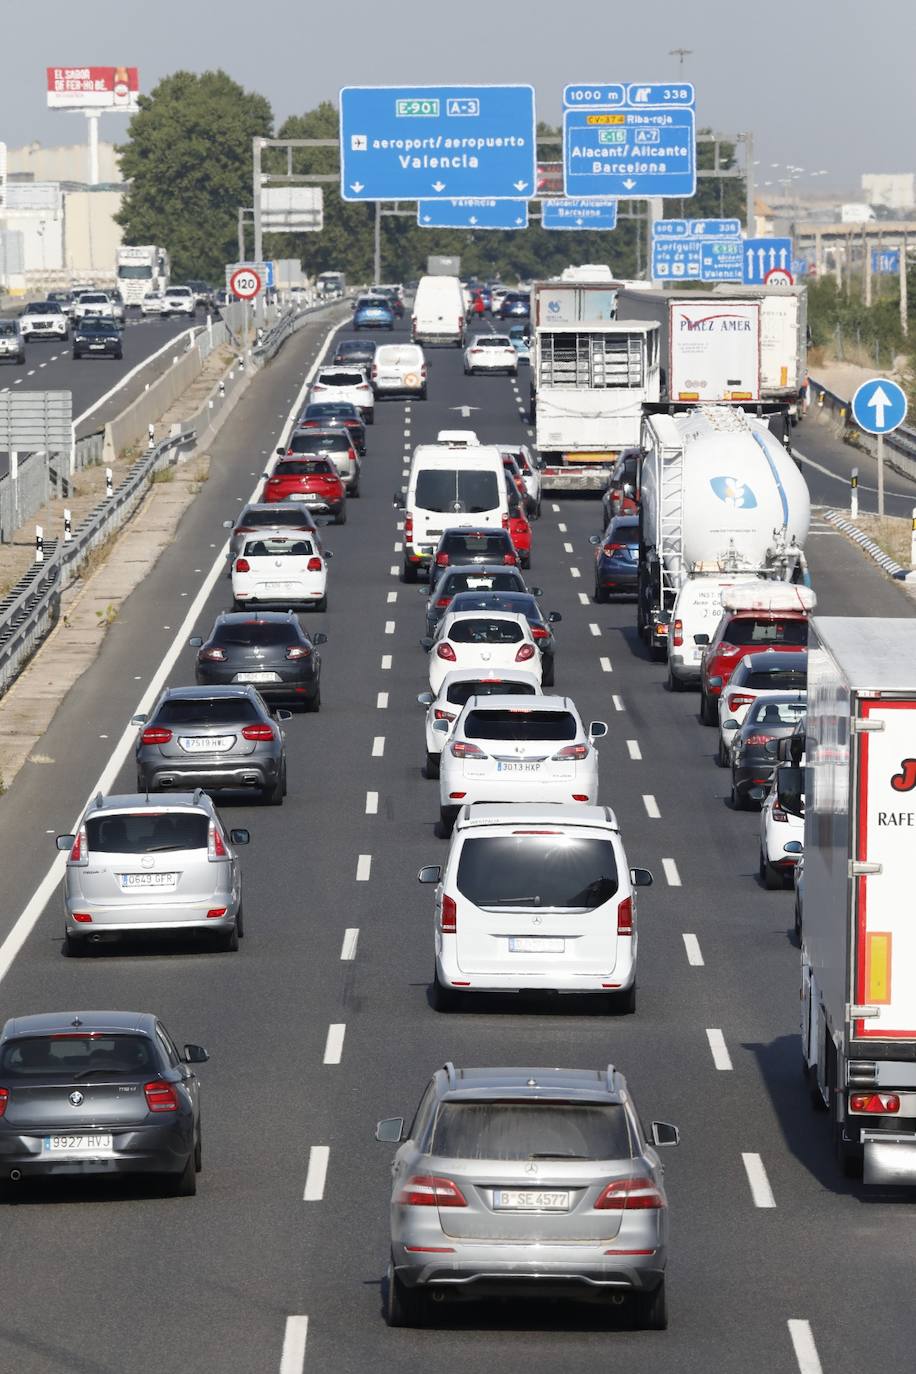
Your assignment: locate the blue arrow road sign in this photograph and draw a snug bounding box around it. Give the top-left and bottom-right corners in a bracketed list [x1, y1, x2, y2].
[417, 199, 528, 230]
[653, 218, 741, 239]
[563, 105, 696, 199]
[263, 261, 275, 289]
[542, 199, 618, 231]
[339, 85, 536, 201]
[563, 82, 695, 108]
[742, 237, 793, 284]
[871, 248, 900, 275]
[851, 378, 908, 435]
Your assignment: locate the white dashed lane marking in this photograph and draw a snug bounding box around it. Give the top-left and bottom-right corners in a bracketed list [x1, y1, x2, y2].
[385, 620, 396, 634]
[742, 1153, 776, 1208]
[788, 1321, 824, 1374]
[706, 1029, 733, 1071]
[599, 657, 612, 673]
[303, 1146, 329, 1201]
[356, 854, 371, 881]
[588, 623, 601, 637]
[612, 695, 624, 711]
[323, 1024, 345, 1065]
[366, 791, 379, 814]
[376, 692, 389, 709]
[340, 928, 359, 960]
[682, 933, 704, 965]
[663, 857, 682, 886]
[564, 542, 574, 554]
[569, 567, 580, 579]
[387, 591, 397, 604]
[578, 592, 589, 605]
[643, 794, 660, 819]
[626, 740, 642, 760]
[381, 655, 392, 670]
[372, 736, 385, 757]
[279, 1315, 309, 1374]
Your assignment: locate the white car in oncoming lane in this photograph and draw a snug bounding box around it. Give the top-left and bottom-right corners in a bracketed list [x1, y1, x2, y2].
[424, 611, 542, 695]
[417, 669, 542, 779]
[141, 292, 167, 316]
[231, 532, 329, 612]
[463, 334, 518, 376]
[163, 285, 196, 317]
[19, 301, 69, 340]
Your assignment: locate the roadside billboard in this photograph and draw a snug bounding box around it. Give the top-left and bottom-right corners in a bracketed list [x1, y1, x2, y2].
[46, 67, 139, 111]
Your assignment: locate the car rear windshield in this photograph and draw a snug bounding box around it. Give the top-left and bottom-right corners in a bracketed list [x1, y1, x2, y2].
[472, 337, 511, 348]
[777, 765, 804, 811]
[243, 537, 314, 557]
[155, 697, 260, 726]
[275, 459, 334, 477]
[239, 508, 311, 528]
[745, 670, 807, 690]
[214, 622, 299, 647]
[445, 572, 523, 595]
[457, 835, 618, 909]
[80, 294, 108, 303]
[80, 321, 113, 334]
[318, 372, 363, 386]
[288, 433, 350, 454]
[464, 708, 577, 742]
[724, 617, 809, 646]
[85, 812, 210, 854]
[377, 347, 421, 365]
[446, 679, 537, 707]
[444, 533, 509, 555]
[746, 699, 806, 727]
[450, 594, 535, 618]
[415, 469, 500, 514]
[358, 298, 388, 309]
[304, 404, 357, 418]
[0, 1034, 158, 1079]
[431, 1101, 632, 1161]
[336, 342, 373, 356]
[448, 619, 523, 645]
[26, 303, 61, 315]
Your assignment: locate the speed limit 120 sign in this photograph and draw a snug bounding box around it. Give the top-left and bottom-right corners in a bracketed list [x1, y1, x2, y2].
[229, 266, 263, 300]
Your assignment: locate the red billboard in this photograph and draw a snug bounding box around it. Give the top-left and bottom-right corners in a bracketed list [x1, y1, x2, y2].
[46, 67, 139, 111]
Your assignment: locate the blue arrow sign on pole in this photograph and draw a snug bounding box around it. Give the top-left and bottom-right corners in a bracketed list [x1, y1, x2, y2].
[871, 248, 900, 275]
[851, 378, 908, 435]
[652, 236, 743, 282]
[417, 200, 529, 229]
[742, 237, 793, 284]
[339, 85, 536, 201]
[563, 105, 696, 199]
[542, 199, 618, 231]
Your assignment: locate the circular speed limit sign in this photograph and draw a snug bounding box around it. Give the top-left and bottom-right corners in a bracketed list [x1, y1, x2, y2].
[230, 267, 262, 300]
[763, 267, 794, 287]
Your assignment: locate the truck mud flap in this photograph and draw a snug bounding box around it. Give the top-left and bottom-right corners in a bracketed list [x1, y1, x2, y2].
[863, 1133, 916, 1186]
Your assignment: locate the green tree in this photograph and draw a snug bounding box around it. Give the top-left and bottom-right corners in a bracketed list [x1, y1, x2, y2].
[116, 70, 273, 282]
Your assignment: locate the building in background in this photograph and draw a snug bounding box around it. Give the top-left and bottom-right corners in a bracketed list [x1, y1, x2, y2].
[8, 140, 121, 186]
[861, 173, 915, 212]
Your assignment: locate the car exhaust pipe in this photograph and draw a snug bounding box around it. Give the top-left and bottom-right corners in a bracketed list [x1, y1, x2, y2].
[9, 1170, 21, 1182]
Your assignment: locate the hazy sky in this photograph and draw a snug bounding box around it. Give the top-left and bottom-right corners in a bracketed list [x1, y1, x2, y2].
[3, 0, 913, 193]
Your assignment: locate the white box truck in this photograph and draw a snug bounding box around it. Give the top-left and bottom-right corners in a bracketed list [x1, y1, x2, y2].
[802, 617, 916, 1185]
[115, 245, 170, 307]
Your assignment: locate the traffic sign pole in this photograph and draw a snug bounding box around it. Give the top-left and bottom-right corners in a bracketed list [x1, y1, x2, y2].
[851, 466, 858, 520]
[878, 434, 884, 519]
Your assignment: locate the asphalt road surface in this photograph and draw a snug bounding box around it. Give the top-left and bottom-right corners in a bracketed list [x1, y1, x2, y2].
[0, 311, 911, 1374]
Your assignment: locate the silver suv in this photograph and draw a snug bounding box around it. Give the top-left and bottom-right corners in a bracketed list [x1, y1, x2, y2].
[55, 791, 249, 956]
[376, 1062, 679, 1329]
[0, 320, 25, 365]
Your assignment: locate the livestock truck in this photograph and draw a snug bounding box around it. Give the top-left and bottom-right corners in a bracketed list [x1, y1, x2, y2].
[802, 617, 916, 1185]
[115, 245, 170, 307]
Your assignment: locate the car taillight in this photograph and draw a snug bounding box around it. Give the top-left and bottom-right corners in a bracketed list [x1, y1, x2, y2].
[501, 515, 509, 529]
[0, 1087, 8, 1118]
[435, 597, 452, 609]
[397, 1174, 467, 1207]
[208, 823, 227, 860]
[849, 1093, 900, 1114]
[727, 693, 755, 712]
[144, 1080, 180, 1113]
[141, 726, 172, 746]
[451, 740, 486, 758]
[470, 348, 482, 354]
[371, 365, 378, 379]
[531, 625, 549, 639]
[503, 553, 518, 565]
[515, 644, 536, 661]
[199, 647, 226, 662]
[672, 619, 683, 648]
[286, 644, 311, 659]
[235, 558, 250, 573]
[268, 477, 283, 486]
[594, 1177, 665, 1210]
[241, 724, 275, 741]
[603, 542, 625, 556]
[436, 552, 449, 566]
[68, 825, 88, 862]
[771, 807, 788, 822]
[434, 709, 456, 721]
[405, 516, 414, 537]
[437, 643, 457, 661]
[617, 896, 633, 935]
[307, 557, 323, 571]
[551, 740, 589, 762]
[744, 734, 770, 747]
[440, 894, 457, 933]
[718, 642, 741, 657]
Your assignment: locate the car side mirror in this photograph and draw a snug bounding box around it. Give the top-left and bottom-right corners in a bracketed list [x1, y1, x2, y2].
[784, 840, 804, 854]
[418, 865, 442, 884]
[56, 834, 75, 851]
[651, 1121, 680, 1148]
[131, 713, 148, 726]
[312, 632, 327, 646]
[588, 534, 601, 545]
[530, 586, 542, 596]
[708, 676, 722, 689]
[417, 692, 434, 707]
[222, 519, 233, 529]
[229, 828, 250, 845]
[432, 719, 450, 734]
[420, 637, 433, 653]
[275, 709, 293, 722]
[418, 585, 429, 594]
[694, 633, 710, 646]
[189, 636, 203, 648]
[393, 493, 405, 509]
[547, 611, 562, 624]
[276, 447, 285, 456]
[375, 1117, 404, 1143]
[630, 867, 653, 888]
[589, 721, 608, 739]
[722, 719, 738, 731]
[323, 550, 334, 560]
[182, 1044, 209, 1064]
[748, 786, 767, 801]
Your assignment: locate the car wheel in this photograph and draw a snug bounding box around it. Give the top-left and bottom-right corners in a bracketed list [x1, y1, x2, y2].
[439, 805, 458, 836]
[634, 1277, 667, 1331]
[335, 507, 347, 525]
[365, 412, 374, 425]
[424, 750, 440, 780]
[386, 1266, 427, 1327]
[72, 351, 80, 360]
[349, 484, 360, 499]
[666, 666, 684, 692]
[541, 657, 555, 688]
[235, 903, 245, 938]
[314, 595, 327, 612]
[220, 924, 240, 952]
[759, 849, 780, 889]
[431, 971, 459, 1012]
[611, 982, 636, 1014]
[794, 897, 802, 943]
[716, 736, 729, 768]
[649, 641, 667, 663]
[419, 389, 427, 401]
[594, 583, 609, 604]
[304, 684, 321, 713]
[700, 690, 717, 725]
[731, 778, 747, 811]
[265, 772, 284, 806]
[63, 932, 88, 958]
[168, 1152, 198, 1197]
[194, 1127, 203, 1172]
[115, 348, 123, 360]
[401, 561, 418, 583]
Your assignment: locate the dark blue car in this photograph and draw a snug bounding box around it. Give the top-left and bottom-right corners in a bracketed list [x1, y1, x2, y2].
[353, 295, 394, 330]
[590, 515, 640, 601]
[499, 293, 530, 320]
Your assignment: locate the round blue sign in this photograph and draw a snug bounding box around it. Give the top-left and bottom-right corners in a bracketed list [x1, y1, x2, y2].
[850, 378, 908, 435]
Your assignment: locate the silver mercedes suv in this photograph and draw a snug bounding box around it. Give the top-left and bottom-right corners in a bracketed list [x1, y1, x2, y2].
[376, 1062, 679, 1329]
[55, 791, 249, 955]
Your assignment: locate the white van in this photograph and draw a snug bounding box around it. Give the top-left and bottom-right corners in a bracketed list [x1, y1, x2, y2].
[397, 445, 508, 582]
[667, 573, 762, 689]
[411, 275, 464, 347]
[372, 343, 427, 399]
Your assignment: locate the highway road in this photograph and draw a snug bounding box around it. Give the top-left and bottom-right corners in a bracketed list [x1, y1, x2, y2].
[0, 310, 911, 1374]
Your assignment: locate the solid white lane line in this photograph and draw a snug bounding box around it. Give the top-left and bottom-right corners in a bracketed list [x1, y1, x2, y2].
[376, 692, 389, 709]
[626, 739, 642, 760]
[279, 1315, 309, 1374]
[706, 1028, 733, 1071]
[612, 695, 624, 711]
[643, 794, 660, 819]
[663, 857, 682, 886]
[742, 1153, 776, 1208]
[366, 791, 378, 815]
[551, 503, 560, 512]
[558, 522, 567, 533]
[682, 933, 704, 965]
[303, 1146, 330, 1201]
[323, 1024, 346, 1064]
[393, 541, 403, 552]
[588, 622, 601, 637]
[356, 854, 371, 881]
[384, 620, 395, 635]
[387, 590, 397, 603]
[599, 657, 612, 673]
[381, 654, 392, 670]
[578, 592, 589, 605]
[372, 736, 385, 756]
[788, 1321, 824, 1374]
[564, 542, 574, 554]
[569, 567, 581, 579]
[341, 928, 359, 960]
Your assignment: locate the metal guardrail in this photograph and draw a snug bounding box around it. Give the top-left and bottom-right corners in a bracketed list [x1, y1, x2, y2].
[809, 376, 916, 479]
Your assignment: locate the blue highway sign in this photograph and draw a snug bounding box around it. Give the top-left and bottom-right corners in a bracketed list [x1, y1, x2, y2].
[872, 248, 900, 275]
[339, 85, 536, 201]
[742, 237, 793, 285]
[417, 200, 528, 229]
[652, 235, 743, 282]
[851, 378, 908, 435]
[563, 82, 695, 109]
[542, 199, 618, 231]
[563, 105, 696, 199]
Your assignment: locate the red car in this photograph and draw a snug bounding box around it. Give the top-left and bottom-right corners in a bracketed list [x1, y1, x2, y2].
[506, 495, 532, 570]
[698, 587, 814, 725]
[500, 453, 527, 507]
[261, 457, 346, 525]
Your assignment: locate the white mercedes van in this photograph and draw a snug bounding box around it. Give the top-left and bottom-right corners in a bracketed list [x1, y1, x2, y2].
[411, 276, 464, 347]
[396, 445, 509, 582]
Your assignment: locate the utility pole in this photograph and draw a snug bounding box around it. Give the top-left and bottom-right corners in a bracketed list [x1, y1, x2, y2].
[252, 137, 265, 327]
[744, 131, 755, 234]
[374, 202, 381, 285]
[901, 233, 909, 337]
[669, 47, 693, 71]
[864, 226, 872, 307]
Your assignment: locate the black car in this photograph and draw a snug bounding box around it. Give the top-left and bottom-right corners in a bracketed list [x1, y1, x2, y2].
[716, 650, 808, 766]
[601, 451, 640, 527]
[332, 338, 377, 367]
[191, 612, 326, 710]
[590, 515, 640, 601]
[298, 401, 367, 455]
[432, 527, 519, 572]
[224, 502, 321, 564]
[72, 317, 122, 360]
[447, 590, 561, 686]
[424, 564, 531, 638]
[0, 1010, 207, 1196]
[186, 280, 213, 310]
[731, 692, 807, 809]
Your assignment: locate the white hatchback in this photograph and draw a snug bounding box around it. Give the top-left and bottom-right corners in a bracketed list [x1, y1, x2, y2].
[464, 334, 518, 376]
[309, 367, 375, 424]
[418, 803, 654, 1012]
[417, 669, 542, 779]
[372, 343, 427, 399]
[231, 533, 329, 612]
[438, 695, 607, 830]
[758, 759, 804, 889]
[425, 611, 541, 694]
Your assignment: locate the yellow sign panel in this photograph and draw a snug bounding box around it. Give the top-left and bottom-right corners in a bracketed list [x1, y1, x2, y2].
[866, 931, 892, 1005]
[586, 114, 625, 125]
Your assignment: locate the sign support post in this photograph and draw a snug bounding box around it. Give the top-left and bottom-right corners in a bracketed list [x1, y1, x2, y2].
[374, 202, 381, 287]
[877, 434, 884, 519]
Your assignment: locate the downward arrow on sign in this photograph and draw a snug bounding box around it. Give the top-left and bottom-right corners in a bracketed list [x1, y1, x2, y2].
[622, 178, 636, 190]
[350, 182, 365, 194]
[431, 180, 446, 192]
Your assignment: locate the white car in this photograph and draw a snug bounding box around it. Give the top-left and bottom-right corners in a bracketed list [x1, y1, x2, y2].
[717, 651, 808, 766]
[438, 695, 607, 831]
[425, 610, 542, 695]
[418, 803, 654, 1012]
[141, 292, 167, 316]
[758, 759, 804, 889]
[435, 429, 480, 446]
[371, 343, 427, 399]
[498, 444, 541, 517]
[489, 287, 510, 313]
[231, 532, 329, 612]
[464, 334, 518, 376]
[73, 291, 115, 321]
[417, 669, 542, 779]
[163, 285, 196, 317]
[19, 301, 69, 340]
[309, 367, 375, 424]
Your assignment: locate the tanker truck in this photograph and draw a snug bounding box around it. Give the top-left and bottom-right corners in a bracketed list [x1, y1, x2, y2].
[637, 404, 811, 665]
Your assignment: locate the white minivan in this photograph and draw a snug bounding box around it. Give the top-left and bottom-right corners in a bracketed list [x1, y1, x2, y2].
[396, 445, 509, 582]
[411, 275, 464, 347]
[372, 343, 427, 399]
[666, 574, 762, 690]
